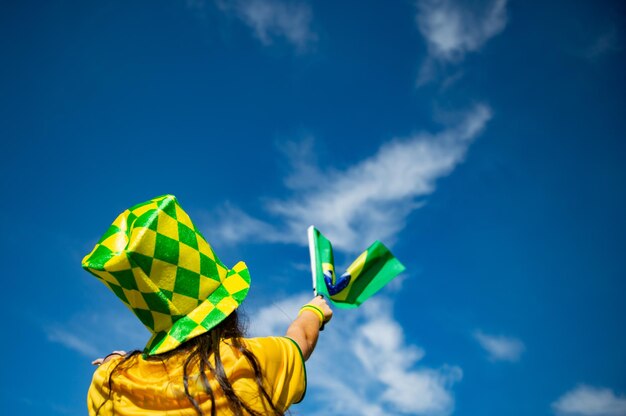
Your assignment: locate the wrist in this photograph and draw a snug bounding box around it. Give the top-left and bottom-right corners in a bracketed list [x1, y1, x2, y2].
[298, 305, 325, 329]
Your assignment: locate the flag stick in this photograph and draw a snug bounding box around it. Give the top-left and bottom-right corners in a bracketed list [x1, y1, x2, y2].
[307, 225, 318, 296]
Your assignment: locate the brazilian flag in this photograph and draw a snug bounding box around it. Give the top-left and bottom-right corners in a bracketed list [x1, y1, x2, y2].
[308, 226, 405, 308]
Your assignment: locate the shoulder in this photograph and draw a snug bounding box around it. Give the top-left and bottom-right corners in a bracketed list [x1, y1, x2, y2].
[243, 336, 304, 358]
[91, 354, 126, 381]
[88, 355, 128, 412]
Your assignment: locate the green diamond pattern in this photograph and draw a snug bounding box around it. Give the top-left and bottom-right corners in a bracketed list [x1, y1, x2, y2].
[174, 267, 200, 298]
[200, 253, 218, 280]
[201, 308, 226, 328]
[88, 245, 115, 269]
[97, 225, 121, 244]
[154, 233, 179, 264]
[210, 285, 229, 301]
[134, 308, 154, 329]
[108, 282, 129, 304]
[134, 211, 158, 231]
[129, 253, 153, 276]
[82, 194, 251, 356]
[111, 269, 138, 290]
[178, 223, 198, 249]
[126, 212, 137, 228]
[169, 316, 197, 342]
[142, 292, 171, 315]
[161, 198, 177, 219]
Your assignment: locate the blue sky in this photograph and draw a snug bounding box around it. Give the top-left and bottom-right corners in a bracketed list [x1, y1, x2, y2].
[1, 0, 625, 415]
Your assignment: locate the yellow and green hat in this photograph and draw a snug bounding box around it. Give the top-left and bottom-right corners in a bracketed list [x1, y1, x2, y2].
[82, 195, 251, 356]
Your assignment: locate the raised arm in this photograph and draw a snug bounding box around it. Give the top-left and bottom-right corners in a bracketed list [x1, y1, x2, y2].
[285, 296, 333, 361]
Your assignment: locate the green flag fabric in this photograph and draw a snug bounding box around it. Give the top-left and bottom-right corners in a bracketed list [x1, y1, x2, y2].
[307, 226, 405, 308]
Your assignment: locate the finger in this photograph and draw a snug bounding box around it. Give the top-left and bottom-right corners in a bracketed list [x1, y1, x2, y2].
[105, 352, 125, 362]
[92, 358, 104, 366]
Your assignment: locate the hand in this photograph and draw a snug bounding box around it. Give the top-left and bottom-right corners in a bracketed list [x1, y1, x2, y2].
[305, 295, 333, 324]
[92, 350, 126, 366]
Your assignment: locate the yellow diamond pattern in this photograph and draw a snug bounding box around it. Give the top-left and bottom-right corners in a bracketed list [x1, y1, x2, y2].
[81, 195, 251, 356]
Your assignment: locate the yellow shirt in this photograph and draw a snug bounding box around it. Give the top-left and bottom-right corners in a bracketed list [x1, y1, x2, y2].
[88, 337, 306, 415]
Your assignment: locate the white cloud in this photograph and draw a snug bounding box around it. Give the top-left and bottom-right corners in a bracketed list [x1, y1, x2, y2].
[217, 0, 316, 51]
[473, 330, 525, 362]
[47, 326, 100, 357]
[208, 104, 492, 251]
[417, 0, 508, 61]
[576, 28, 621, 61]
[248, 293, 311, 336]
[415, 0, 508, 85]
[45, 306, 149, 358]
[552, 385, 626, 416]
[209, 202, 286, 245]
[249, 294, 462, 415]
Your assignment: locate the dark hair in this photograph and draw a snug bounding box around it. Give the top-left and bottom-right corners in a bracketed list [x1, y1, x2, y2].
[96, 310, 283, 416]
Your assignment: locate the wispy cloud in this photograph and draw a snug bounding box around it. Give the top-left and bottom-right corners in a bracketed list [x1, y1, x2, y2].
[47, 326, 100, 357]
[415, 0, 508, 85]
[207, 104, 492, 251]
[473, 330, 525, 362]
[552, 385, 626, 416]
[216, 0, 316, 51]
[45, 307, 148, 358]
[248, 293, 310, 336]
[576, 27, 621, 61]
[250, 294, 462, 415]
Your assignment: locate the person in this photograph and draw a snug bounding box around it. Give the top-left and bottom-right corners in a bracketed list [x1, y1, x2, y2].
[82, 195, 332, 415]
[89, 296, 332, 415]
